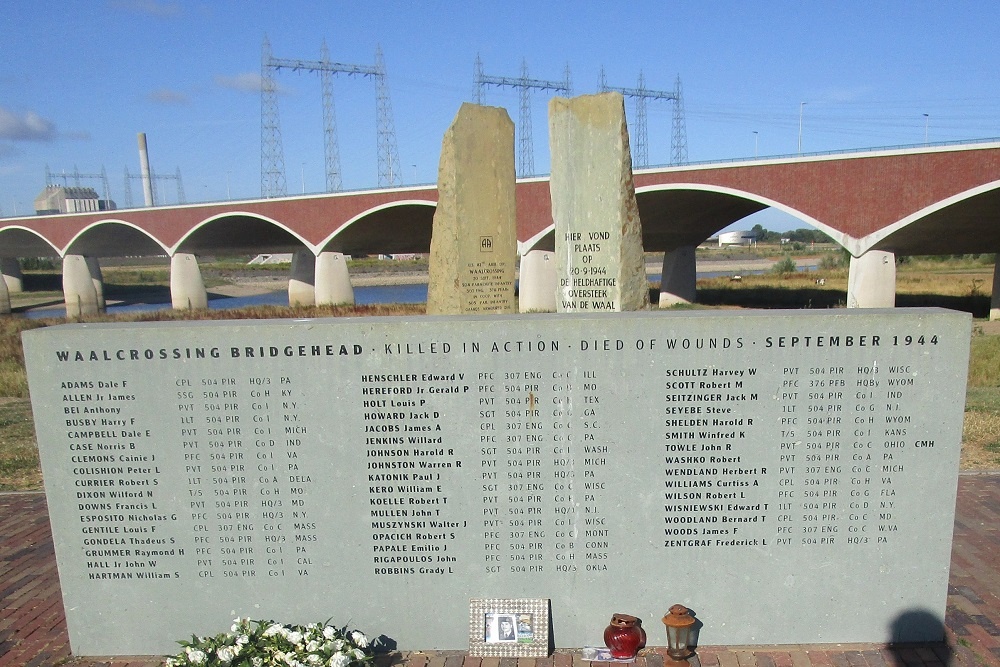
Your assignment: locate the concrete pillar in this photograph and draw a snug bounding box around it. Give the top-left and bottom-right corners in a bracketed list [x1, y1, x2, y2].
[315, 252, 354, 306]
[847, 250, 896, 308]
[0, 271, 10, 315]
[518, 250, 557, 313]
[658, 246, 697, 308]
[86, 257, 105, 310]
[0, 258, 23, 293]
[170, 253, 208, 310]
[288, 250, 316, 307]
[991, 262, 1000, 321]
[63, 255, 101, 318]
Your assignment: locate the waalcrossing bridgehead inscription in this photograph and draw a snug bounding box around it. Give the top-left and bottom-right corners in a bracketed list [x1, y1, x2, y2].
[23, 309, 969, 656]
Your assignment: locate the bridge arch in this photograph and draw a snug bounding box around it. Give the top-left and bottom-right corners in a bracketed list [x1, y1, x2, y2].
[633, 183, 850, 251]
[860, 179, 1000, 256]
[519, 184, 851, 255]
[172, 211, 312, 256]
[0, 226, 61, 257]
[63, 219, 170, 257]
[319, 199, 436, 255]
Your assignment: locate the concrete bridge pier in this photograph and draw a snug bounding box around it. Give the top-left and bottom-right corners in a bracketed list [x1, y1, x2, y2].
[315, 252, 354, 306]
[62, 255, 103, 318]
[518, 250, 556, 312]
[658, 246, 697, 308]
[86, 257, 106, 311]
[847, 250, 896, 308]
[0, 259, 23, 293]
[0, 272, 10, 315]
[288, 250, 316, 307]
[991, 262, 1000, 321]
[170, 253, 208, 310]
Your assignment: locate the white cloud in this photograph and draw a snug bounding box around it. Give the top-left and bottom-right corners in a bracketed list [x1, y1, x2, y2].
[0, 107, 57, 141]
[107, 0, 181, 17]
[215, 73, 291, 94]
[148, 88, 190, 104]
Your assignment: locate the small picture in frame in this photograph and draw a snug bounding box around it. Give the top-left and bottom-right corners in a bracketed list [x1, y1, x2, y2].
[470, 598, 549, 657]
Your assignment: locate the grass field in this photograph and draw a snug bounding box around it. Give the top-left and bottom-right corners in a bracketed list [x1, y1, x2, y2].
[0, 255, 996, 490]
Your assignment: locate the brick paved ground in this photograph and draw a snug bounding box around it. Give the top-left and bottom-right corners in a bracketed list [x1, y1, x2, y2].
[1, 474, 997, 667]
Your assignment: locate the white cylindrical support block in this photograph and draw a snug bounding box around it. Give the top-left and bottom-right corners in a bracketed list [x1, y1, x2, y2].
[85, 256, 105, 310]
[288, 250, 317, 307]
[63, 255, 101, 318]
[170, 253, 208, 310]
[518, 250, 557, 313]
[847, 250, 896, 308]
[991, 262, 1000, 321]
[0, 258, 23, 293]
[315, 252, 355, 306]
[658, 246, 697, 308]
[0, 270, 10, 315]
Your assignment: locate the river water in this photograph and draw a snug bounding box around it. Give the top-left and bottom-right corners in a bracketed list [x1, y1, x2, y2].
[25, 267, 815, 319]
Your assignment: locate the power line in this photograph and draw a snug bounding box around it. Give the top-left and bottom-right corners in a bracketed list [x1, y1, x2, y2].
[598, 69, 688, 167]
[261, 36, 402, 198]
[474, 55, 571, 177]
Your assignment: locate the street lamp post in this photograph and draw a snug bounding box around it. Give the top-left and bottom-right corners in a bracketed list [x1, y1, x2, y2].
[753, 131, 759, 158]
[798, 102, 808, 154]
[923, 114, 929, 144]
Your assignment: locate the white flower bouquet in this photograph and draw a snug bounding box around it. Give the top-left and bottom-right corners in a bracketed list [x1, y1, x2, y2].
[164, 617, 375, 667]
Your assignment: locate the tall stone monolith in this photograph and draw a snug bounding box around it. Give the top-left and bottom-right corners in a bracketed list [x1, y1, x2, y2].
[549, 92, 649, 312]
[427, 103, 517, 315]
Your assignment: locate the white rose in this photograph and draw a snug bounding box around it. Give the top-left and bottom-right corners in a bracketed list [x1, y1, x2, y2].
[323, 626, 336, 640]
[353, 648, 367, 660]
[329, 652, 352, 667]
[186, 648, 207, 665]
[264, 624, 285, 638]
[288, 631, 304, 645]
[351, 631, 369, 648]
[306, 640, 320, 652]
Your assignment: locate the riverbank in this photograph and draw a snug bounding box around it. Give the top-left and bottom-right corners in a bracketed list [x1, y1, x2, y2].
[205, 257, 813, 299]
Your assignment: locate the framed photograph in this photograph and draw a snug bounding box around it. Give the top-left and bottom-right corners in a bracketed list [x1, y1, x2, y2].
[469, 598, 549, 657]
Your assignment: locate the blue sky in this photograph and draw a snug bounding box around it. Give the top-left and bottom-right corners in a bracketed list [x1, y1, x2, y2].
[2, 1, 999, 231]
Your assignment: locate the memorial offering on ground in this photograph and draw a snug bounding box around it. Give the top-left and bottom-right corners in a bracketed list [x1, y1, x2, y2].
[23, 309, 968, 655]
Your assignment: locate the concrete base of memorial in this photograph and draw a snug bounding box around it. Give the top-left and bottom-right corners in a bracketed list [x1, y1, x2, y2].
[658, 246, 697, 307]
[62, 254, 103, 317]
[289, 250, 317, 307]
[170, 253, 208, 310]
[847, 250, 896, 308]
[518, 250, 557, 312]
[23, 309, 970, 655]
[315, 251, 354, 305]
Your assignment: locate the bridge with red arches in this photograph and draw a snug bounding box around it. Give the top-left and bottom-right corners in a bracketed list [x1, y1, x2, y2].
[2, 140, 998, 316]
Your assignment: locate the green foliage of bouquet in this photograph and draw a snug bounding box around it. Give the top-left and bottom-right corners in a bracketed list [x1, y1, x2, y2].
[164, 618, 376, 667]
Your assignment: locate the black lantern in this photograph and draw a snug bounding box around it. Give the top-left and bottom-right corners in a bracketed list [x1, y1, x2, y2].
[661, 604, 695, 664]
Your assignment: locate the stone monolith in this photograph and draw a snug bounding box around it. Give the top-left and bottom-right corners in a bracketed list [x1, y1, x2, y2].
[427, 103, 517, 315]
[549, 92, 649, 312]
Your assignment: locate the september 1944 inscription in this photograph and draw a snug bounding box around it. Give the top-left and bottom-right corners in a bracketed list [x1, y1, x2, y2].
[23, 309, 969, 656]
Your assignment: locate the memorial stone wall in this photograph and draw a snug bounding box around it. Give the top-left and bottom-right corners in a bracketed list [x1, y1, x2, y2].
[23, 309, 969, 655]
